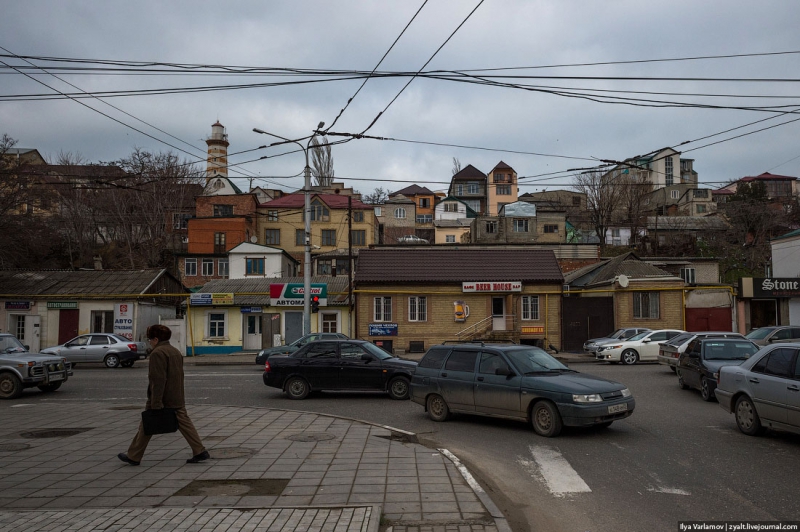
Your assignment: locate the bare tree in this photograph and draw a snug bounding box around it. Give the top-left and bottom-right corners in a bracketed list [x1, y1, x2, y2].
[573, 169, 623, 248]
[452, 157, 462, 176]
[362, 187, 388, 205]
[311, 136, 334, 187]
[618, 168, 652, 246]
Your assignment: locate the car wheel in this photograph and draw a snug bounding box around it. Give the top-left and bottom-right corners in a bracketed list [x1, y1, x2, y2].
[700, 378, 715, 402]
[531, 400, 563, 437]
[121, 360, 135, 368]
[669, 366, 677, 374]
[621, 349, 639, 365]
[0, 373, 23, 399]
[677, 370, 689, 390]
[387, 377, 410, 400]
[285, 377, 310, 400]
[104, 354, 120, 368]
[735, 396, 765, 436]
[427, 394, 450, 422]
[37, 382, 62, 393]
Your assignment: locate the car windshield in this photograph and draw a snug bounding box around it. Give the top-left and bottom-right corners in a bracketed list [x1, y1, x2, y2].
[745, 328, 773, 340]
[704, 341, 758, 360]
[628, 331, 650, 341]
[362, 342, 394, 360]
[0, 336, 27, 353]
[506, 348, 570, 373]
[605, 329, 625, 339]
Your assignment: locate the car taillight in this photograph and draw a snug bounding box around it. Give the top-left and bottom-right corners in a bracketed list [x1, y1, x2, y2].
[128, 344, 137, 352]
[264, 361, 271, 372]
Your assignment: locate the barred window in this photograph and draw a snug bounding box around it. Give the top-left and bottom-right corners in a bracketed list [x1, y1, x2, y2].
[521, 296, 539, 320]
[374, 297, 392, 322]
[633, 292, 660, 319]
[408, 296, 427, 322]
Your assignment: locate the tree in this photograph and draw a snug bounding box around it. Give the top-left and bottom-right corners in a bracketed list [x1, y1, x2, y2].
[310, 136, 334, 187]
[618, 168, 652, 246]
[452, 157, 462, 176]
[0, 134, 28, 219]
[362, 187, 388, 205]
[573, 169, 623, 248]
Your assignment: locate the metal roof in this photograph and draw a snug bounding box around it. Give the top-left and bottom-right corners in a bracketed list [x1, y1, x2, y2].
[0, 269, 180, 296]
[196, 276, 350, 306]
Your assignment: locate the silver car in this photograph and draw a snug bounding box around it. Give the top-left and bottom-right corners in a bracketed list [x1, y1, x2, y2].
[41, 334, 148, 368]
[745, 326, 800, 347]
[716, 344, 800, 436]
[583, 328, 650, 355]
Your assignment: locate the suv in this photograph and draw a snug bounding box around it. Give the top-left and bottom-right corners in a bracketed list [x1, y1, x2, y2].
[745, 326, 800, 347]
[410, 343, 635, 437]
[1, 333, 73, 399]
[657, 331, 746, 373]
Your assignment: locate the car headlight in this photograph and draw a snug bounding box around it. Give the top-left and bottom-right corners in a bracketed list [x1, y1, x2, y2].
[604, 345, 623, 350]
[712, 372, 719, 380]
[620, 388, 632, 398]
[573, 394, 603, 403]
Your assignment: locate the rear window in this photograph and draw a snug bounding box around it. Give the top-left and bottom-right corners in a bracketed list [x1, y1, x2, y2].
[666, 333, 693, 347]
[444, 349, 479, 372]
[419, 347, 450, 369]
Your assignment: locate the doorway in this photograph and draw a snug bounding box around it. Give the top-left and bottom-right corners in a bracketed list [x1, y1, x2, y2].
[750, 299, 778, 328]
[58, 309, 79, 344]
[243, 314, 262, 350]
[285, 312, 303, 344]
[492, 297, 506, 331]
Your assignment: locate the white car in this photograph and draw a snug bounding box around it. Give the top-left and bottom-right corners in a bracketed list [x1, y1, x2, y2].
[596, 329, 686, 365]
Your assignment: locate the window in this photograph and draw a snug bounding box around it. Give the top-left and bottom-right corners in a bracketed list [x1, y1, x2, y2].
[572, 196, 581, 207]
[753, 348, 795, 378]
[680, 267, 696, 284]
[446, 235, 456, 243]
[265, 229, 280, 245]
[317, 260, 332, 275]
[408, 296, 427, 322]
[172, 213, 191, 229]
[267, 210, 278, 221]
[185, 258, 197, 276]
[465, 200, 480, 213]
[696, 204, 707, 214]
[374, 297, 392, 322]
[444, 202, 458, 213]
[353, 211, 364, 222]
[90, 311, 114, 333]
[202, 258, 214, 276]
[408, 341, 425, 353]
[468, 183, 480, 194]
[351, 229, 366, 246]
[208, 312, 226, 338]
[633, 292, 660, 319]
[521, 296, 540, 320]
[14, 315, 25, 339]
[456, 184, 464, 196]
[665, 157, 674, 186]
[394, 207, 406, 219]
[218, 258, 229, 278]
[419, 347, 450, 369]
[543, 224, 558, 234]
[513, 219, 529, 232]
[419, 198, 430, 208]
[486, 221, 497, 234]
[416, 214, 433, 224]
[479, 352, 510, 375]
[318, 259, 348, 276]
[694, 189, 708, 198]
[90, 335, 111, 345]
[213, 204, 233, 217]
[444, 349, 478, 372]
[305, 200, 329, 222]
[493, 173, 505, 182]
[304, 342, 337, 359]
[322, 313, 338, 333]
[296, 229, 305, 246]
[214, 232, 226, 253]
[321, 229, 336, 246]
[496, 185, 511, 195]
[246, 258, 265, 275]
[374, 206, 382, 217]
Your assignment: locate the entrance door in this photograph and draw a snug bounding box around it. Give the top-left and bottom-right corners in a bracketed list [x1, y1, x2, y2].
[284, 312, 303, 344]
[562, 297, 615, 352]
[751, 299, 778, 328]
[58, 309, 80, 345]
[25, 315, 41, 352]
[243, 315, 262, 350]
[261, 313, 280, 348]
[492, 297, 506, 331]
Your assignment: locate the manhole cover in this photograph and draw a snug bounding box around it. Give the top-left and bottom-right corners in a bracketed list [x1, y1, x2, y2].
[0, 443, 30, 451]
[210, 447, 256, 459]
[174, 478, 289, 497]
[107, 406, 141, 411]
[286, 432, 336, 442]
[19, 428, 93, 439]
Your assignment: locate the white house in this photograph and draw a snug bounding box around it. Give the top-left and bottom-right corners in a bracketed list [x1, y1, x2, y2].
[227, 242, 298, 279]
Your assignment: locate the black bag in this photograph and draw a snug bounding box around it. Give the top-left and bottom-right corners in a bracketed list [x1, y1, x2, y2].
[141, 408, 179, 436]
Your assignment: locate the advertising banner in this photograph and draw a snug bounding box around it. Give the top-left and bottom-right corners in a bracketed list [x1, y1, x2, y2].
[269, 283, 328, 306]
[114, 302, 134, 340]
[368, 323, 398, 336]
[462, 281, 522, 293]
[190, 293, 234, 306]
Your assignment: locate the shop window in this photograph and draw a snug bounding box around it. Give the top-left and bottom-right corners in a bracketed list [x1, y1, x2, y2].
[208, 312, 227, 338]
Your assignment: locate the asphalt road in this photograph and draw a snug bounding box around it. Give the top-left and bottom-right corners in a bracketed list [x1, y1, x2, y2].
[16, 361, 800, 532]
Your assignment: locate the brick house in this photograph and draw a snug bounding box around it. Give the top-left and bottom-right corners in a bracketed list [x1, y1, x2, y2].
[354, 248, 564, 354]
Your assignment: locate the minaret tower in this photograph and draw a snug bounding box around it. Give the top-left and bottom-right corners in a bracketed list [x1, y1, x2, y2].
[205, 121, 229, 182]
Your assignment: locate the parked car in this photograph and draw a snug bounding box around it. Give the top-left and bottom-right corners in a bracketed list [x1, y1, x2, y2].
[676, 338, 759, 401]
[410, 343, 635, 437]
[40, 334, 148, 368]
[745, 326, 800, 347]
[583, 328, 651, 355]
[255, 333, 350, 364]
[716, 343, 800, 436]
[657, 331, 746, 373]
[596, 329, 685, 365]
[262, 339, 417, 400]
[396, 235, 429, 244]
[0, 333, 73, 399]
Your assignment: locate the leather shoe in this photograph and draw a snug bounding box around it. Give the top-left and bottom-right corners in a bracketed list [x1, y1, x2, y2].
[186, 450, 210, 464]
[117, 453, 140, 466]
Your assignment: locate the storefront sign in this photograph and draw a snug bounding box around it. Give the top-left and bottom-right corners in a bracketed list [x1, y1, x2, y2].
[369, 323, 398, 336]
[269, 283, 328, 306]
[4, 301, 30, 310]
[47, 301, 78, 309]
[190, 293, 235, 306]
[753, 278, 800, 297]
[521, 326, 544, 334]
[114, 302, 134, 340]
[240, 307, 263, 313]
[462, 281, 522, 293]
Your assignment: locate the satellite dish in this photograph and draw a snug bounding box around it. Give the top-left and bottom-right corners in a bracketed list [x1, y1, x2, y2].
[250, 236, 258, 243]
[618, 275, 629, 288]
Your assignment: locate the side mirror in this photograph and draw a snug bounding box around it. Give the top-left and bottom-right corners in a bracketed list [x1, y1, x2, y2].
[642, 338, 651, 343]
[361, 354, 373, 362]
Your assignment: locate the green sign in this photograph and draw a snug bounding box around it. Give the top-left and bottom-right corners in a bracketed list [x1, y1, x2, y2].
[47, 302, 78, 309]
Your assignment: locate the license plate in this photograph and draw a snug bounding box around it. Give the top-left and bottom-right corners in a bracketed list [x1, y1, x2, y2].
[49, 374, 65, 382]
[608, 403, 628, 414]
[139, 355, 146, 359]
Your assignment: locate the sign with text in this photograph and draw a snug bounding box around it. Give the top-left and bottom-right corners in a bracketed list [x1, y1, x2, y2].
[240, 307, 263, 313]
[114, 302, 134, 340]
[753, 278, 800, 297]
[4, 301, 31, 310]
[47, 301, 78, 309]
[269, 283, 328, 306]
[190, 293, 234, 306]
[521, 326, 545, 334]
[369, 323, 398, 336]
[462, 281, 522, 293]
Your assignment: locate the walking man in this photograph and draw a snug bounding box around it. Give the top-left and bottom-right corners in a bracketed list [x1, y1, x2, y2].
[118, 324, 209, 466]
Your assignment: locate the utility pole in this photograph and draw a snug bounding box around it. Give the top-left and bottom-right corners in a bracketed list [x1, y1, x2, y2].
[348, 195, 353, 337]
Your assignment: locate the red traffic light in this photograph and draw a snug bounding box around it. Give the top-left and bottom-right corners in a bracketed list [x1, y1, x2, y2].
[312, 296, 319, 302]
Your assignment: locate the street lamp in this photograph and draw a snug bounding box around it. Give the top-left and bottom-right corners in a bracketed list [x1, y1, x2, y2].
[253, 123, 324, 336]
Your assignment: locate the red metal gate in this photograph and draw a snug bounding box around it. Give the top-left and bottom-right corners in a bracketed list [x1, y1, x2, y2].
[685, 308, 732, 332]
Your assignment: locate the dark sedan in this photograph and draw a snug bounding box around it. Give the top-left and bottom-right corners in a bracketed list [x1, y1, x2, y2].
[677, 338, 759, 401]
[263, 340, 417, 400]
[255, 333, 349, 364]
[410, 343, 635, 437]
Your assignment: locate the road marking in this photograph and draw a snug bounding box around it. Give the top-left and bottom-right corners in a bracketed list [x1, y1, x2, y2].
[647, 472, 690, 496]
[439, 448, 485, 493]
[10, 404, 35, 408]
[519, 445, 591, 497]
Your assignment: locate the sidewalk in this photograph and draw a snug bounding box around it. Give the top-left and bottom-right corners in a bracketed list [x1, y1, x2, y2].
[0, 402, 510, 532]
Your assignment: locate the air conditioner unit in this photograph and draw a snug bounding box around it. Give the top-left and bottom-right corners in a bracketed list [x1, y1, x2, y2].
[181, 237, 189, 244]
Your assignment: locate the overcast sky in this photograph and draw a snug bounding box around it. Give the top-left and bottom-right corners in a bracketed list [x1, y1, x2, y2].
[2, 1, 799, 196]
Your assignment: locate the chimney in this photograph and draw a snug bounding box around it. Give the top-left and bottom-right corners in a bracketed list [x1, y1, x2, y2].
[93, 256, 103, 270]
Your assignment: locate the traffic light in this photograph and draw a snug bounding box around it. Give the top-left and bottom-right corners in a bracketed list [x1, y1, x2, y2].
[311, 296, 320, 313]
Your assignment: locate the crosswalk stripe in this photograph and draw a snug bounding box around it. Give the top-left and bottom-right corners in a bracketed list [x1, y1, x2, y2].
[519, 445, 592, 497]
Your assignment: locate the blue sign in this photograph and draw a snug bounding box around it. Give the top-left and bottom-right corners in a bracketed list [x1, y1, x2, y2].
[189, 293, 212, 306]
[369, 323, 398, 336]
[240, 307, 263, 313]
